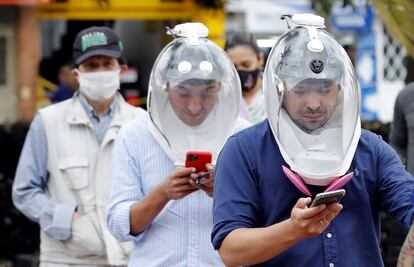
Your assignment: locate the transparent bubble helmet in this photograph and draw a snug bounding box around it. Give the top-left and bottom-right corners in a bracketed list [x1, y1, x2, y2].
[264, 16, 361, 185]
[148, 23, 242, 164]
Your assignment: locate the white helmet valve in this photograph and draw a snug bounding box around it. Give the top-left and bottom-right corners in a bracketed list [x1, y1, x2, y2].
[307, 27, 324, 53]
[292, 13, 325, 27]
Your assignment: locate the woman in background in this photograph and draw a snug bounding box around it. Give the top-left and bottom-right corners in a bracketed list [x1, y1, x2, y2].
[225, 32, 266, 123]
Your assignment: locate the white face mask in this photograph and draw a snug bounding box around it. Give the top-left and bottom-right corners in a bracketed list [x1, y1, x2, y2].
[76, 69, 120, 101]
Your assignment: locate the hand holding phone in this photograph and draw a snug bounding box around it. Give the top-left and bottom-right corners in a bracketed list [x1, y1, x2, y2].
[195, 170, 214, 185]
[310, 189, 346, 208]
[185, 151, 212, 172]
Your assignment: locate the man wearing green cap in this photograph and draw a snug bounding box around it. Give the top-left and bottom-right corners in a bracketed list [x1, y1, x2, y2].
[12, 26, 146, 266]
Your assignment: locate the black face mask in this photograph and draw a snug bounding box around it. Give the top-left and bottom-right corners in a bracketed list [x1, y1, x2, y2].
[237, 69, 260, 92]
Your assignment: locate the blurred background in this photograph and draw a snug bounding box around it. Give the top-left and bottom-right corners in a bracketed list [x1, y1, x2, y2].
[0, 0, 412, 266]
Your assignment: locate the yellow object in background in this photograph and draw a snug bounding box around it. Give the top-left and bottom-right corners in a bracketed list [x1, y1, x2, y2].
[371, 0, 414, 57]
[36, 76, 56, 109]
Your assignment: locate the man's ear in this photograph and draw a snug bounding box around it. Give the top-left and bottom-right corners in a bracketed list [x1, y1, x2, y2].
[118, 65, 128, 83]
[120, 64, 128, 74]
[280, 90, 286, 108]
[165, 82, 171, 92]
[71, 69, 79, 82]
[119, 65, 129, 81]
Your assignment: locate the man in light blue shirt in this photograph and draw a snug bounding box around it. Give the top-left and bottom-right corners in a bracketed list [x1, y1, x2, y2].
[12, 26, 146, 266]
[107, 22, 250, 266]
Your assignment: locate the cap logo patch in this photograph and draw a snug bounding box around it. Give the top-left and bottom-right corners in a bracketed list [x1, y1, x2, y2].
[310, 59, 324, 74]
[81, 32, 108, 51]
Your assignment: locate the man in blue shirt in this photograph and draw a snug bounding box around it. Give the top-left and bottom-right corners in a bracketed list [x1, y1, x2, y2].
[211, 14, 414, 267]
[51, 64, 78, 103]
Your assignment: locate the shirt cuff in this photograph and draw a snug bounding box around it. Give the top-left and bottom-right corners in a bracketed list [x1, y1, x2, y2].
[109, 201, 145, 242]
[50, 203, 77, 240]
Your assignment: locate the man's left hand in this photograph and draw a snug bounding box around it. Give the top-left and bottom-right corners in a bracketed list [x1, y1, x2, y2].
[189, 164, 215, 197]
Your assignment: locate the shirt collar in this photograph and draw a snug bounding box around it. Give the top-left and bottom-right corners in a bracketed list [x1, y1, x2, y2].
[78, 93, 118, 119]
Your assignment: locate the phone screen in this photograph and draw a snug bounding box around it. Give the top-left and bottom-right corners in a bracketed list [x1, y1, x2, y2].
[310, 189, 346, 208]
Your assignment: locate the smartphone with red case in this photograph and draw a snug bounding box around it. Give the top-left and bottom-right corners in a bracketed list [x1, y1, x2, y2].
[185, 151, 212, 172]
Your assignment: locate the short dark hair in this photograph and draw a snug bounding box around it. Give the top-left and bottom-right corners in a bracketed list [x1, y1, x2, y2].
[224, 32, 260, 55]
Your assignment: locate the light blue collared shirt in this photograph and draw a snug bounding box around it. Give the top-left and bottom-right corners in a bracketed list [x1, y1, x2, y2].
[12, 95, 117, 240]
[78, 94, 117, 143]
[107, 115, 230, 267]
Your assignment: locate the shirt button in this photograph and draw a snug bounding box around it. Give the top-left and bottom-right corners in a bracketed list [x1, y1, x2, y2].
[329, 263, 334, 267]
[327, 233, 332, 238]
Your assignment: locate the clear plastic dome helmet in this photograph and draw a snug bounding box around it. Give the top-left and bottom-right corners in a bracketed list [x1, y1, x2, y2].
[148, 22, 241, 165]
[264, 14, 361, 188]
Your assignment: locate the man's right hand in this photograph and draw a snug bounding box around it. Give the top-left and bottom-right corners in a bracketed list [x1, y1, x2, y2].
[289, 197, 343, 239]
[129, 167, 198, 235]
[159, 167, 199, 200]
[218, 197, 343, 266]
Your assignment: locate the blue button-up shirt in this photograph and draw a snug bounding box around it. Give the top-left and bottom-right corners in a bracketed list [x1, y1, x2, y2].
[212, 121, 414, 267]
[107, 115, 225, 267]
[12, 94, 116, 240]
[78, 94, 117, 143]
